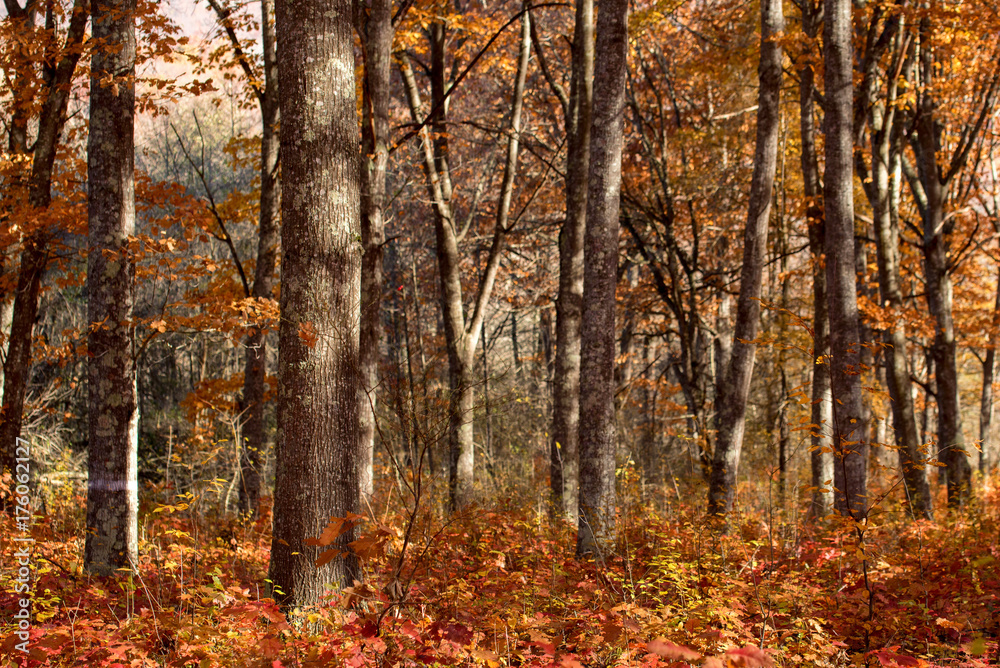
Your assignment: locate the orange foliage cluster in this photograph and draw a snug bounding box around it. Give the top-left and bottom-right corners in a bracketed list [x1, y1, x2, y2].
[1, 474, 997, 667]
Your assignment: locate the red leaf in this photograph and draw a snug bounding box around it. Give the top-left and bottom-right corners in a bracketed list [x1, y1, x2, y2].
[647, 638, 702, 661]
[725, 646, 775, 667]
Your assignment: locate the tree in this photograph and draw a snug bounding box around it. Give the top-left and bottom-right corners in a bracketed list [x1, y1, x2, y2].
[0, 0, 89, 489]
[542, 0, 593, 522]
[706, 0, 783, 516]
[204, 0, 282, 519]
[576, 0, 628, 556]
[355, 0, 395, 504]
[794, 0, 834, 519]
[852, 7, 932, 519]
[824, 0, 867, 518]
[904, 9, 999, 507]
[267, 0, 363, 607]
[398, 7, 531, 511]
[84, 0, 138, 575]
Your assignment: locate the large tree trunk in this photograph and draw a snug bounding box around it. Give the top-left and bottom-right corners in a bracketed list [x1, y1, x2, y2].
[796, 1, 834, 518]
[85, 0, 138, 575]
[235, 0, 280, 518]
[824, 0, 867, 519]
[356, 0, 393, 505]
[268, 0, 362, 608]
[576, 0, 628, 556]
[706, 0, 783, 516]
[550, 0, 593, 522]
[0, 0, 88, 489]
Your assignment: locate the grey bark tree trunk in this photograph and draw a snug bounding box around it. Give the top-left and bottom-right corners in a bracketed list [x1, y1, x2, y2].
[576, 0, 628, 556]
[267, 0, 363, 608]
[980, 268, 1000, 477]
[398, 13, 530, 511]
[549, 0, 593, 523]
[904, 14, 997, 506]
[706, 0, 783, 516]
[0, 0, 88, 491]
[356, 0, 393, 505]
[824, 0, 867, 519]
[795, 1, 834, 518]
[85, 0, 139, 575]
[203, 0, 282, 519]
[854, 29, 932, 517]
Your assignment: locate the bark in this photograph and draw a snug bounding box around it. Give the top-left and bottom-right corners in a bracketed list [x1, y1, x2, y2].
[800, 0, 834, 521]
[0, 4, 37, 410]
[85, 0, 138, 575]
[550, 0, 593, 522]
[855, 29, 932, 517]
[356, 0, 393, 505]
[824, 0, 867, 519]
[268, 0, 363, 608]
[706, 0, 783, 516]
[208, 0, 282, 519]
[980, 267, 1000, 476]
[0, 0, 88, 487]
[576, 0, 628, 556]
[398, 13, 530, 511]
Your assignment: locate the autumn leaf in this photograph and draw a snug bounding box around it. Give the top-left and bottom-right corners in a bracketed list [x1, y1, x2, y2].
[873, 649, 927, 667]
[724, 646, 775, 667]
[470, 648, 501, 667]
[315, 548, 342, 568]
[298, 320, 318, 348]
[647, 638, 702, 661]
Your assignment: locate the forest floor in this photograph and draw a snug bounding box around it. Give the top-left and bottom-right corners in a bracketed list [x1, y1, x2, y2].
[0, 473, 998, 667]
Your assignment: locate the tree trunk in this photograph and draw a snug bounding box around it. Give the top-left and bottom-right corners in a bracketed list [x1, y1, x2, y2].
[824, 0, 867, 519]
[236, 0, 280, 518]
[576, 0, 628, 556]
[0, 0, 88, 490]
[980, 268, 1000, 476]
[550, 0, 593, 522]
[356, 0, 393, 505]
[796, 0, 834, 519]
[268, 0, 362, 608]
[398, 14, 529, 511]
[906, 10, 998, 506]
[85, 0, 139, 575]
[859, 73, 932, 517]
[706, 0, 783, 516]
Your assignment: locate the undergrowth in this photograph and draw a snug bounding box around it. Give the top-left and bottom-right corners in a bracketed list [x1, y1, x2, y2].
[0, 473, 997, 667]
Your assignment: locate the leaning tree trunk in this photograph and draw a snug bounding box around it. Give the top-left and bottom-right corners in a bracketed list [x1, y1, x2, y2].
[85, 0, 139, 575]
[796, 0, 834, 517]
[550, 0, 593, 523]
[268, 0, 362, 609]
[824, 0, 867, 519]
[236, 0, 280, 518]
[576, 0, 629, 556]
[706, 0, 783, 516]
[356, 0, 393, 505]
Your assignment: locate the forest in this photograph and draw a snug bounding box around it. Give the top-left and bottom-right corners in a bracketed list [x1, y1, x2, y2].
[0, 0, 998, 665]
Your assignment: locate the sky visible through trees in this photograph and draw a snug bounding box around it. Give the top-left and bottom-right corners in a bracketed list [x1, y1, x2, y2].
[0, 0, 999, 665]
